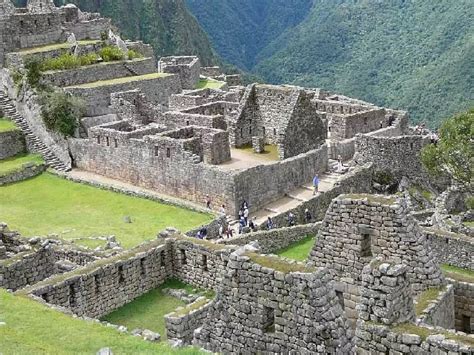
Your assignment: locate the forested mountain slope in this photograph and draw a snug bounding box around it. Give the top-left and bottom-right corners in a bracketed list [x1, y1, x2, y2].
[185, 0, 313, 70]
[188, 0, 473, 126]
[13, 0, 220, 65]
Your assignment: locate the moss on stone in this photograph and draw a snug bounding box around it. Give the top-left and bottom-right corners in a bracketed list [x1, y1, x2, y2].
[169, 297, 212, 317]
[414, 287, 444, 316]
[392, 323, 474, 347]
[441, 264, 474, 283]
[342, 194, 397, 205]
[19, 40, 101, 55]
[244, 252, 315, 274]
[65, 72, 171, 89]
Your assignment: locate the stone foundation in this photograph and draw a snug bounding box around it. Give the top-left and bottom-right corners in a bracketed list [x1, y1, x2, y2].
[0, 129, 24, 159]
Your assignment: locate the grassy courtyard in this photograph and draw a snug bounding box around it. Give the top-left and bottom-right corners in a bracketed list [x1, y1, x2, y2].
[0, 118, 18, 133]
[0, 289, 203, 354]
[102, 279, 213, 339]
[196, 79, 226, 89]
[276, 235, 316, 261]
[0, 173, 212, 249]
[0, 153, 44, 177]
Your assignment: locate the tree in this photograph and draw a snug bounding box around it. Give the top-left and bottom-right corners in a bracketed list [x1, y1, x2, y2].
[40, 91, 84, 137]
[421, 108, 473, 187]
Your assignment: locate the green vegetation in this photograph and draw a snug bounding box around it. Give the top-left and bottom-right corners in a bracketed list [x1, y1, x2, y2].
[414, 287, 444, 316]
[170, 298, 212, 318]
[18, 40, 101, 54]
[408, 185, 433, 202]
[0, 289, 203, 354]
[276, 236, 315, 261]
[441, 264, 474, 284]
[41, 52, 99, 71]
[40, 90, 84, 137]
[421, 109, 473, 186]
[392, 323, 474, 347]
[188, 0, 473, 126]
[0, 153, 44, 177]
[102, 279, 195, 338]
[245, 252, 314, 274]
[237, 144, 279, 161]
[64, 0, 220, 66]
[0, 173, 212, 249]
[196, 79, 226, 89]
[0, 118, 17, 133]
[66, 72, 170, 89]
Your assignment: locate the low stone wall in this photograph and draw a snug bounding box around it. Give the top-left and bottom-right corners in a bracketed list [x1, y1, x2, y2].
[0, 129, 24, 159]
[165, 297, 213, 344]
[41, 58, 157, 87]
[418, 285, 455, 329]
[65, 74, 181, 116]
[0, 163, 45, 186]
[355, 321, 474, 354]
[425, 228, 474, 270]
[449, 278, 474, 333]
[22, 240, 173, 319]
[219, 223, 320, 254]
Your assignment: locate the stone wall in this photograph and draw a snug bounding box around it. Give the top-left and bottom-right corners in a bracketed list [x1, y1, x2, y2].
[233, 145, 328, 214]
[158, 56, 200, 90]
[425, 229, 474, 270]
[354, 134, 431, 182]
[329, 108, 385, 140]
[195, 249, 353, 354]
[65, 74, 181, 117]
[418, 285, 455, 329]
[41, 58, 156, 87]
[219, 223, 320, 254]
[449, 278, 474, 333]
[24, 240, 173, 319]
[0, 162, 45, 185]
[0, 128, 24, 159]
[165, 297, 213, 345]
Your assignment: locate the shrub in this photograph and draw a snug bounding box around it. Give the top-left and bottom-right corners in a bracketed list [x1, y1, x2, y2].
[25, 59, 43, 88]
[466, 196, 474, 210]
[40, 91, 84, 137]
[41, 53, 99, 71]
[127, 49, 143, 60]
[99, 46, 125, 62]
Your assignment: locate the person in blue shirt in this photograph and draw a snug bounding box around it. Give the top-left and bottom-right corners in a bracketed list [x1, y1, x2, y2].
[312, 174, 320, 195]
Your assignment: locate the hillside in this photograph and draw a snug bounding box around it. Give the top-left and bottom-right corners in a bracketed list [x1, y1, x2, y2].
[12, 0, 220, 65]
[187, 0, 473, 126]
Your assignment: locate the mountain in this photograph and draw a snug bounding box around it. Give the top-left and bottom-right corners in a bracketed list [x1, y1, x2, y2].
[12, 0, 220, 66]
[187, 0, 474, 126]
[185, 0, 313, 71]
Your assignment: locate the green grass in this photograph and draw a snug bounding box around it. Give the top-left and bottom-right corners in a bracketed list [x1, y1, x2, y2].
[19, 40, 101, 54]
[276, 236, 316, 261]
[0, 173, 212, 249]
[71, 238, 106, 249]
[462, 221, 474, 228]
[245, 252, 314, 274]
[0, 153, 44, 177]
[66, 73, 171, 89]
[408, 185, 433, 202]
[415, 287, 444, 316]
[196, 79, 226, 89]
[0, 118, 18, 133]
[392, 323, 474, 347]
[237, 144, 280, 161]
[102, 279, 211, 339]
[0, 289, 203, 354]
[441, 264, 474, 283]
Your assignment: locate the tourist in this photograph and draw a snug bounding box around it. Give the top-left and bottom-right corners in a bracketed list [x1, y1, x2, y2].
[238, 222, 243, 235]
[249, 217, 256, 231]
[305, 209, 312, 223]
[288, 212, 296, 226]
[220, 204, 226, 216]
[242, 200, 249, 210]
[243, 207, 249, 226]
[313, 174, 320, 195]
[205, 195, 211, 209]
[267, 216, 274, 230]
[226, 226, 233, 238]
[218, 224, 224, 238]
[336, 155, 344, 173]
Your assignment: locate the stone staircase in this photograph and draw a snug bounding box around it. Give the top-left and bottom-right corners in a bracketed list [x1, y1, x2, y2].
[0, 92, 70, 172]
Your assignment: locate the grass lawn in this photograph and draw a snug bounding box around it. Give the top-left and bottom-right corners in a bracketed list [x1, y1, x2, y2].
[19, 40, 101, 54]
[0, 153, 43, 176]
[276, 235, 316, 261]
[0, 289, 203, 354]
[67, 73, 171, 89]
[102, 279, 213, 339]
[0, 173, 212, 249]
[414, 287, 444, 315]
[237, 144, 280, 161]
[0, 118, 18, 133]
[441, 264, 474, 283]
[196, 79, 226, 89]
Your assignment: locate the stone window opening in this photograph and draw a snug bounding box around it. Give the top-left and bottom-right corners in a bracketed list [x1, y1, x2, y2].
[160, 251, 166, 267]
[263, 306, 276, 333]
[47, 18, 51, 26]
[462, 315, 472, 334]
[445, 238, 449, 244]
[97, 136, 100, 144]
[106, 137, 110, 147]
[335, 291, 344, 307]
[118, 265, 125, 284]
[262, 127, 266, 136]
[186, 120, 190, 126]
[240, 128, 243, 138]
[180, 249, 187, 265]
[364, 117, 368, 125]
[410, 143, 414, 150]
[166, 148, 171, 158]
[114, 138, 118, 148]
[154, 146, 159, 156]
[94, 275, 100, 293]
[202, 254, 208, 272]
[69, 284, 76, 307]
[360, 234, 372, 257]
[40, 293, 48, 303]
[140, 258, 146, 276]
[273, 128, 277, 136]
[249, 126, 252, 135]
